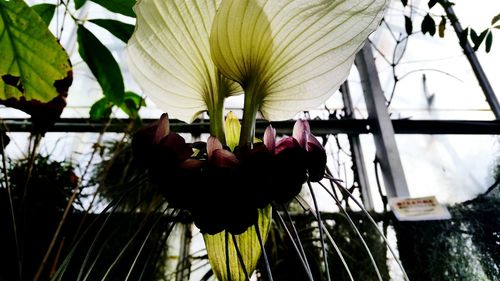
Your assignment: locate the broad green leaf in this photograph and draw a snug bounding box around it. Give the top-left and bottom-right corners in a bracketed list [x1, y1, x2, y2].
[89, 19, 134, 43]
[89, 97, 112, 120]
[119, 91, 145, 118]
[204, 206, 272, 281]
[77, 25, 124, 105]
[401, 0, 408, 7]
[32, 3, 56, 26]
[494, 25, 500, 30]
[428, 0, 438, 9]
[438, 16, 446, 38]
[0, 0, 71, 102]
[126, 0, 241, 123]
[90, 0, 136, 17]
[210, 0, 388, 121]
[485, 31, 493, 53]
[224, 111, 241, 151]
[75, 0, 87, 10]
[491, 13, 500, 25]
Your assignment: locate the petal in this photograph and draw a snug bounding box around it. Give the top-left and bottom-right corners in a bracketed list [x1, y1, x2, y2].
[272, 138, 308, 203]
[263, 124, 276, 151]
[207, 136, 223, 159]
[179, 158, 204, 170]
[160, 133, 193, 162]
[210, 149, 240, 168]
[292, 119, 310, 149]
[306, 135, 327, 182]
[126, 0, 241, 123]
[154, 113, 170, 144]
[211, 0, 387, 121]
[274, 136, 301, 155]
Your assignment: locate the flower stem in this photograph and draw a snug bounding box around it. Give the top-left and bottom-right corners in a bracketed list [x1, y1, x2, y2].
[239, 80, 260, 146]
[209, 99, 226, 145]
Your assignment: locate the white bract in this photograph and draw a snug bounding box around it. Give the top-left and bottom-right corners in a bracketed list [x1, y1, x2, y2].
[126, 0, 240, 139]
[126, 0, 387, 140]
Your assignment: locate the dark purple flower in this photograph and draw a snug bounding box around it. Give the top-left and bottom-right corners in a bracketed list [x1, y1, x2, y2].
[263, 120, 327, 203]
[132, 113, 196, 208]
[292, 120, 327, 182]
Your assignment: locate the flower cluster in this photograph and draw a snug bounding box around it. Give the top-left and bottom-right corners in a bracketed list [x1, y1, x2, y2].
[133, 113, 326, 234]
[126, 0, 386, 278]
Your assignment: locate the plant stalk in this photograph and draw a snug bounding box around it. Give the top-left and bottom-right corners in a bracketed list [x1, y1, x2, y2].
[209, 99, 226, 144]
[239, 79, 260, 147]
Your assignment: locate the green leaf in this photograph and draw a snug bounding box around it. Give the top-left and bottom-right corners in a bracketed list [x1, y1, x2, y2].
[401, 0, 408, 7]
[204, 206, 272, 281]
[438, 16, 446, 38]
[75, 0, 87, 10]
[404, 16, 412, 35]
[495, 25, 500, 30]
[485, 31, 493, 53]
[470, 29, 479, 42]
[491, 13, 500, 25]
[472, 29, 488, 51]
[89, 19, 134, 43]
[428, 0, 438, 9]
[31, 3, 56, 26]
[90, 0, 135, 17]
[89, 97, 112, 120]
[77, 25, 124, 104]
[421, 13, 436, 36]
[119, 91, 144, 118]
[0, 0, 71, 102]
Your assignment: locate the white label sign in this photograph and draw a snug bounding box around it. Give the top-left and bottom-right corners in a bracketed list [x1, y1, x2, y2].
[389, 196, 451, 221]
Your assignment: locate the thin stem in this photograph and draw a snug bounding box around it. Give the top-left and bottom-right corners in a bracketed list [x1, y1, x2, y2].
[51, 182, 144, 281]
[75, 182, 145, 281]
[329, 179, 410, 281]
[306, 181, 331, 281]
[281, 204, 312, 275]
[295, 196, 355, 281]
[225, 231, 231, 279]
[125, 208, 175, 281]
[1, 130, 22, 281]
[273, 207, 314, 281]
[255, 223, 273, 281]
[98, 203, 167, 281]
[231, 234, 250, 281]
[33, 185, 80, 281]
[318, 181, 383, 281]
[138, 226, 172, 281]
